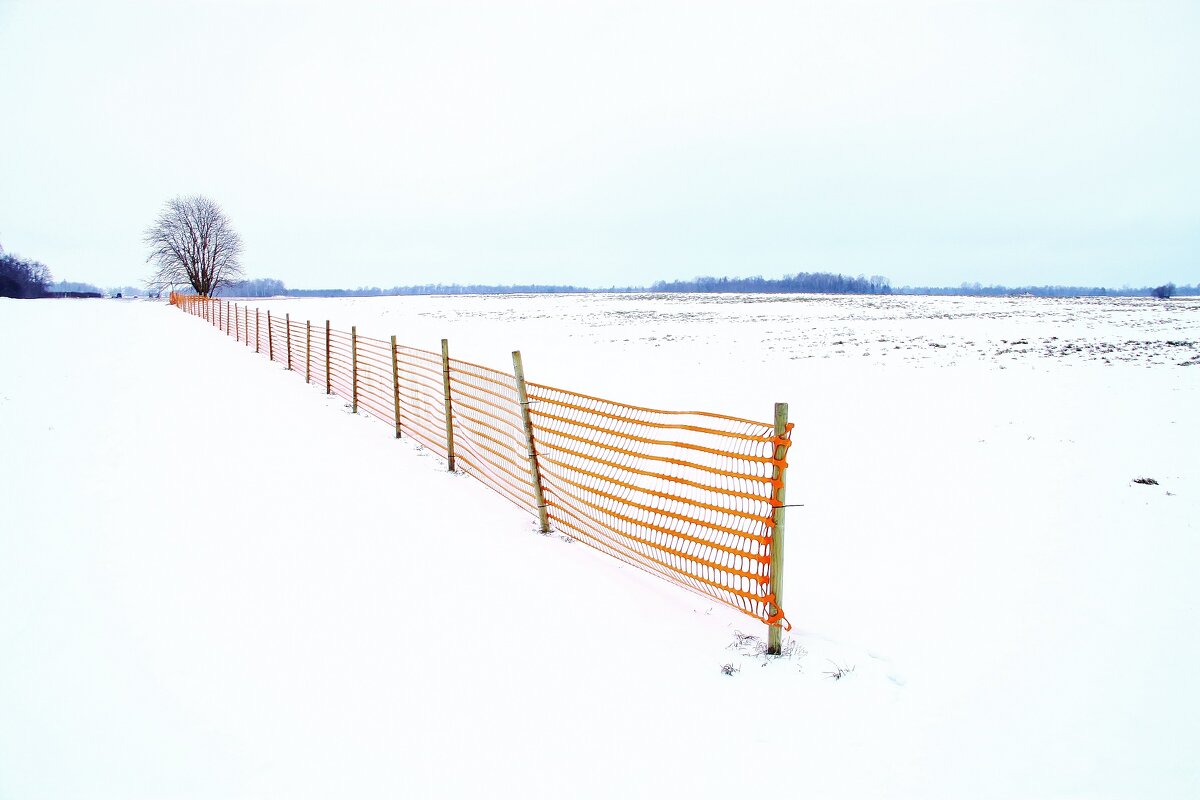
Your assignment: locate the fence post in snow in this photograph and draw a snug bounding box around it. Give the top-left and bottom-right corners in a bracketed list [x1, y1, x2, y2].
[351, 326, 358, 413]
[325, 320, 331, 395]
[512, 350, 550, 534]
[391, 335, 405, 441]
[766, 401, 790, 656]
[390, 335, 402, 439]
[286, 314, 292, 371]
[441, 339, 456, 472]
[255, 309, 260, 354]
[306, 321, 311, 383]
[268, 312, 274, 362]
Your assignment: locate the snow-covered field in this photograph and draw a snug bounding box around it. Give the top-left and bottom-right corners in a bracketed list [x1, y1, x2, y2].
[2, 293, 1197, 799]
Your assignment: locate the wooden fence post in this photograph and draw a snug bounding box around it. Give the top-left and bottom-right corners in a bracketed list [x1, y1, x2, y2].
[234, 305, 240, 343]
[268, 312, 274, 361]
[325, 320, 331, 395]
[351, 325, 358, 413]
[441, 339, 456, 472]
[225, 302, 230, 336]
[255, 309, 260, 354]
[286, 313, 292, 371]
[512, 351, 550, 533]
[245, 305, 250, 346]
[390, 335, 402, 439]
[767, 401, 790, 656]
[306, 321, 312, 383]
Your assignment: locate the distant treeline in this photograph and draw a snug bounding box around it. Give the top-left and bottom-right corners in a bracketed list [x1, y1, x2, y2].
[894, 282, 1196, 298]
[214, 278, 633, 297]
[651, 273, 892, 294]
[196, 273, 1198, 299]
[50, 280, 103, 295]
[0, 248, 52, 298]
[289, 282, 619, 297]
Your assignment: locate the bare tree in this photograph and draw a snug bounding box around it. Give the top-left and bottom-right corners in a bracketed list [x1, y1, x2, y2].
[144, 195, 244, 296]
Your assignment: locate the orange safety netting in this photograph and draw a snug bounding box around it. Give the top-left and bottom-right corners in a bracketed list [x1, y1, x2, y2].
[170, 296, 793, 627]
[448, 357, 538, 515]
[525, 383, 792, 625]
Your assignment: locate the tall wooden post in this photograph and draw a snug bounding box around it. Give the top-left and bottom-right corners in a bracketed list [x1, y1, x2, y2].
[244, 305, 250, 346]
[255, 309, 260, 354]
[225, 302, 230, 336]
[390, 335, 402, 439]
[441, 339, 456, 472]
[235, 305, 240, 343]
[324, 320, 331, 395]
[351, 325, 358, 413]
[767, 402, 790, 656]
[286, 314, 292, 371]
[306, 321, 312, 383]
[512, 351, 550, 533]
[267, 312, 274, 361]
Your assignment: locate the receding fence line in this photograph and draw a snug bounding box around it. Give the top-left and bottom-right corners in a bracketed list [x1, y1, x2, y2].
[170, 292, 795, 646]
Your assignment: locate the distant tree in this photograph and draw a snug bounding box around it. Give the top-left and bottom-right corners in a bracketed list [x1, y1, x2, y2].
[144, 195, 243, 296]
[1151, 283, 1176, 299]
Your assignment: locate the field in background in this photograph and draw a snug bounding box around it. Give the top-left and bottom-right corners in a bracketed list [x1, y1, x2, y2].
[245, 292, 1200, 409]
[2, 293, 1197, 799]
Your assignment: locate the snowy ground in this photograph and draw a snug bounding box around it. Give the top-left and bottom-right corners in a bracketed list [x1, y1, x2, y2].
[1, 293, 1197, 799]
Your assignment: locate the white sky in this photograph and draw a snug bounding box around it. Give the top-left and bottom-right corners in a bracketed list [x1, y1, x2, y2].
[1, 0, 1197, 290]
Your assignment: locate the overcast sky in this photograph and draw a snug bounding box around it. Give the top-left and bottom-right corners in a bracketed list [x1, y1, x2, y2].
[1, 0, 1196, 290]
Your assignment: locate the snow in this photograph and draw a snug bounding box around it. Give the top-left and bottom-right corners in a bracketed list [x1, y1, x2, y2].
[1, 294, 1197, 799]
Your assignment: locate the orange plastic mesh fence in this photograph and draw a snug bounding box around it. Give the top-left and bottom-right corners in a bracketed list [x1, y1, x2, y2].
[447, 357, 538, 515]
[170, 296, 792, 626]
[354, 334, 397, 426]
[268, 315, 287, 365]
[327, 330, 354, 401]
[525, 383, 792, 624]
[395, 344, 450, 458]
[285, 317, 305, 375]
